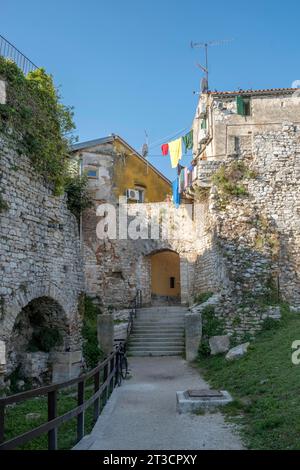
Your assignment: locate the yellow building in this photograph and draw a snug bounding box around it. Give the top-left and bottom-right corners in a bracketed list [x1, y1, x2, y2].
[71, 134, 171, 204]
[71, 135, 183, 305]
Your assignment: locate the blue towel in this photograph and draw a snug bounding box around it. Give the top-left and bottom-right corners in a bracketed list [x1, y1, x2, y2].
[172, 177, 180, 208]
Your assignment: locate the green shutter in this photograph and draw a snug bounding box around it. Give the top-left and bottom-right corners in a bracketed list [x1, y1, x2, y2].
[236, 95, 245, 116]
[201, 118, 207, 129]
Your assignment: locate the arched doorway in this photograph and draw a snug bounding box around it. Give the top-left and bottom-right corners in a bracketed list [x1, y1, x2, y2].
[150, 250, 181, 304]
[6, 296, 69, 390]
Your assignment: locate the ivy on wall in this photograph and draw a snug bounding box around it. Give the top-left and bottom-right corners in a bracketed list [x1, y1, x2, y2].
[0, 57, 92, 217]
[0, 57, 74, 194]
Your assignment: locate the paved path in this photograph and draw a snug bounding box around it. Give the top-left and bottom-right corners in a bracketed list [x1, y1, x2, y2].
[74, 357, 243, 450]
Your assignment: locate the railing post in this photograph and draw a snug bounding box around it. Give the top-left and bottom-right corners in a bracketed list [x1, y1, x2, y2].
[0, 402, 5, 445]
[106, 360, 111, 401]
[93, 371, 100, 422]
[112, 353, 116, 390]
[77, 380, 85, 442]
[48, 390, 57, 450]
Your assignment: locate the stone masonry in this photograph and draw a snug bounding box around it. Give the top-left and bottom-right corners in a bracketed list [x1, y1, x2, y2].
[0, 137, 84, 383]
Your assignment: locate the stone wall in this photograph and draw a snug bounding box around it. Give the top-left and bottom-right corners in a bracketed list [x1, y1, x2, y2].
[83, 201, 204, 309]
[192, 123, 300, 338]
[0, 138, 84, 384]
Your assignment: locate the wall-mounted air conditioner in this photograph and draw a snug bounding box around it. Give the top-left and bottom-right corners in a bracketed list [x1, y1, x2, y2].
[126, 189, 140, 201]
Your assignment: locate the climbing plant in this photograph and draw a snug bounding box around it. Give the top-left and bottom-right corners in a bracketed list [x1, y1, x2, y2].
[212, 160, 257, 198]
[0, 57, 75, 193]
[64, 173, 93, 220]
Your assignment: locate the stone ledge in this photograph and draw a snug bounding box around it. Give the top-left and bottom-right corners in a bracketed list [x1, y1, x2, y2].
[176, 389, 233, 414]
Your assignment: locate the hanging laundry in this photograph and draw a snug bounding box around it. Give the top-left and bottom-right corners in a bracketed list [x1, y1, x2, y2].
[179, 168, 185, 193]
[161, 143, 169, 156]
[168, 138, 182, 168]
[188, 164, 194, 172]
[172, 177, 180, 208]
[177, 163, 184, 176]
[184, 167, 189, 189]
[182, 130, 193, 153]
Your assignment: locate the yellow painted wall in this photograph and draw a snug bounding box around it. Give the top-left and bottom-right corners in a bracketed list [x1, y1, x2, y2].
[151, 251, 180, 296]
[113, 140, 171, 202]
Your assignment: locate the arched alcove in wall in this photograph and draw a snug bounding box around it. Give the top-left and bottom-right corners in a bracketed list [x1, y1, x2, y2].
[6, 296, 70, 388]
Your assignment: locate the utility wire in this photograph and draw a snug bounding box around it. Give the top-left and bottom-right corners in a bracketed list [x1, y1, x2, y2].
[148, 125, 191, 149]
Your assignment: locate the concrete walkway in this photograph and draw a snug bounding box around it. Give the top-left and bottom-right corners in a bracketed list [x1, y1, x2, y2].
[74, 357, 243, 450]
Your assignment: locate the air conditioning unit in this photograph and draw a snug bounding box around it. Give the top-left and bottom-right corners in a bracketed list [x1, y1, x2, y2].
[126, 189, 140, 201]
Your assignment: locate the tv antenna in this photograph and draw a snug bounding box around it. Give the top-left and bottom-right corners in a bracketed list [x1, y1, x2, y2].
[191, 39, 233, 91]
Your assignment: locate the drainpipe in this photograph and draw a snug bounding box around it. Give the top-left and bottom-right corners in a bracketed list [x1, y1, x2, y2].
[79, 157, 83, 253]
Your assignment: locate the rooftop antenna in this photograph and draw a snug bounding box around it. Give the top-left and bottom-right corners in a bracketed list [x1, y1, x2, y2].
[191, 39, 233, 91]
[142, 129, 149, 173]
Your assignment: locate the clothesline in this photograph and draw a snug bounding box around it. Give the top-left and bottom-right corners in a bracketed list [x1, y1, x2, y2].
[148, 126, 190, 149]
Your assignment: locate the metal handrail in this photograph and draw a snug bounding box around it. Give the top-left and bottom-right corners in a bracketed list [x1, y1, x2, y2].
[0, 349, 120, 450]
[127, 289, 142, 338]
[0, 34, 38, 75]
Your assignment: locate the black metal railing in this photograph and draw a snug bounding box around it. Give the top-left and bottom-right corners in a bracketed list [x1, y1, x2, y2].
[0, 34, 38, 74]
[127, 289, 142, 337]
[0, 349, 119, 450]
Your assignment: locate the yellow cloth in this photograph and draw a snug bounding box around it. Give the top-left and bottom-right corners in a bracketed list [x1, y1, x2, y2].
[168, 138, 182, 168]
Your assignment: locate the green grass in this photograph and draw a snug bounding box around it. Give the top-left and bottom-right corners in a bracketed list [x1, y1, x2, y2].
[3, 376, 111, 450]
[198, 307, 300, 449]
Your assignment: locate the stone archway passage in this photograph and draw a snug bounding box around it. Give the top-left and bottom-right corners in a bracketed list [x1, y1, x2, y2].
[6, 296, 70, 390]
[150, 251, 181, 303]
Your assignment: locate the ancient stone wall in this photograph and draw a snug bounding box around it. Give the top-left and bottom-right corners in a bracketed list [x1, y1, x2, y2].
[194, 123, 300, 338]
[0, 138, 84, 383]
[83, 201, 203, 309]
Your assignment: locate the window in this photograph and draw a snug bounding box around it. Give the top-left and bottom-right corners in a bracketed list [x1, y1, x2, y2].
[86, 166, 98, 179]
[236, 96, 251, 116]
[201, 118, 207, 129]
[170, 277, 175, 289]
[135, 186, 145, 203]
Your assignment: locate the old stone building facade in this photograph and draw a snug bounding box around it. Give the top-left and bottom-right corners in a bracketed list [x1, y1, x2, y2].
[71, 135, 203, 309]
[187, 88, 300, 337]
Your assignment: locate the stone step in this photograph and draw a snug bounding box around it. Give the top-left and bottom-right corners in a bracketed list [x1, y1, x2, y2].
[134, 320, 184, 327]
[132, 326, 184, 335]
[130, 333, 184, 339]
[130, 339, 184, 346]
[129, 350, 184, 357]
[130, 344, 184, 350]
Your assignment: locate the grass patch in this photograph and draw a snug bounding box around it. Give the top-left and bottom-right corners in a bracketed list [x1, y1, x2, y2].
[198, 307, 300, 449]
[3, 377, 111, 449]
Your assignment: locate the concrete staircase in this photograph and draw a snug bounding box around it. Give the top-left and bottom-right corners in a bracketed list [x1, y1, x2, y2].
[128, 306, 187, 357]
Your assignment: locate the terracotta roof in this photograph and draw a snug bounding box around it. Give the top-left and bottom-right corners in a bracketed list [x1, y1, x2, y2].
[208, 88, 298, 97]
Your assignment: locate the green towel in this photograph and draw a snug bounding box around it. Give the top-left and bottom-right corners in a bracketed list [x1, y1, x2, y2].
[182, 130, 193, 153]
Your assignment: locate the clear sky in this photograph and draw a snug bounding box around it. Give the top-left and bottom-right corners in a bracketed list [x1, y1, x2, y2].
[2, 0, 300, 180]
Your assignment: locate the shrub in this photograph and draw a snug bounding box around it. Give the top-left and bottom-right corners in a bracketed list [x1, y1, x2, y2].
[194, 291, 213, 304]
[212, 160, 256, 198]
[198, 306, 225, 357]
[81, 295, 103, 369]
[64, 173, 93, 220]
[27, 327, 63, 353]
[0, 57, 75, 193]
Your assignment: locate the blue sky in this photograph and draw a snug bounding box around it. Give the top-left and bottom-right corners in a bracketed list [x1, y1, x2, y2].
[2, 0, 300, 180]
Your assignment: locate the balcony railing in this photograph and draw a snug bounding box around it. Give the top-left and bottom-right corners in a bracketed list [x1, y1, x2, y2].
[0, 34, 37, 74]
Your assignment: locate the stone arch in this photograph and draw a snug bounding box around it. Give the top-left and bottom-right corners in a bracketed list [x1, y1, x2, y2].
[138, 248, 181, 306]
[1, 282, 78, 341]
[0, 283, 82, 390]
